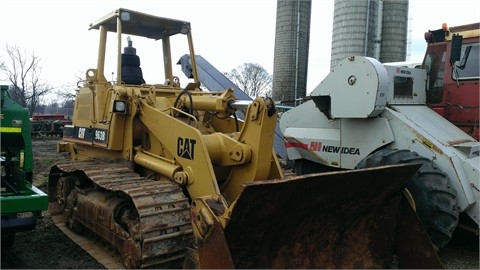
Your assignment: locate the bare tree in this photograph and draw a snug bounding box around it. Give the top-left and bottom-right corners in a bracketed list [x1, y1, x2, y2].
[55, 86, 76, 104]
[225, 63, 272, 98]
[0, 44, 52, 115]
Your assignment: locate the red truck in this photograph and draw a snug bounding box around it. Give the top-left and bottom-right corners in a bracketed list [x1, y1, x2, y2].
[423, 22, 479, 140]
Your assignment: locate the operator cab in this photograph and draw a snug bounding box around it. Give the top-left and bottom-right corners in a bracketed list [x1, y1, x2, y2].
[88, 8, 199, 87]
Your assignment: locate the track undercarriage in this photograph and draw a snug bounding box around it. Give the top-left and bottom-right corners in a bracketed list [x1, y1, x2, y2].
[48, 160, 193, 268]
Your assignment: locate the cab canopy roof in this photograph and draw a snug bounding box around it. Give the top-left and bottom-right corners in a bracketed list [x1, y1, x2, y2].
[88, 8, 191, 40]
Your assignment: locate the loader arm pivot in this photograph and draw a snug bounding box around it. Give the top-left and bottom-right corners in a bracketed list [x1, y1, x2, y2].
[136, 94, 283, 236]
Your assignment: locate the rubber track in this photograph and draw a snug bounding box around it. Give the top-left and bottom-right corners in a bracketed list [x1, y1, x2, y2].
[51, 160, 193, 269]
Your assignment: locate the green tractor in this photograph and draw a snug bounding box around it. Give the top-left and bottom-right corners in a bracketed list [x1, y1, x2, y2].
[1, 85, 48, 247]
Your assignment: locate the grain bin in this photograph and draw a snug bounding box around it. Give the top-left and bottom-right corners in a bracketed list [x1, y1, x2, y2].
[272, 0, 312, 106]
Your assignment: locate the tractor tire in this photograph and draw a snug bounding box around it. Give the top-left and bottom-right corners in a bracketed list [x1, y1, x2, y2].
[355, 149, 459, 250]
[293, 159, 342, 175]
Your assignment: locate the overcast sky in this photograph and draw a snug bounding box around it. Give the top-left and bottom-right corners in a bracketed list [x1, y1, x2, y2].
[1, 0, 479, 98]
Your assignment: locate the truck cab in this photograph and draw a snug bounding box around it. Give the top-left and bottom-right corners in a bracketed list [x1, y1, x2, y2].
[423, 23, 480, 140]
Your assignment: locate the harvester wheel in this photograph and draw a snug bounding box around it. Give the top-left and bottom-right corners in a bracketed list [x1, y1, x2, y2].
[356, 149, 459, 250]
[293, 159, 341, 175]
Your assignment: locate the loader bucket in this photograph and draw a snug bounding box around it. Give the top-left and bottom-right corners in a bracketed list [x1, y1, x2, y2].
[221, 164, 442, 269]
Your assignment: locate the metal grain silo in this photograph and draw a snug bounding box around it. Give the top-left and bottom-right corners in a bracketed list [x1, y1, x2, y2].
[330, 0, 379, 69]
[380, 0, 409, 63]
[330, 0, 408, 69]
[272, 0, 312, 106]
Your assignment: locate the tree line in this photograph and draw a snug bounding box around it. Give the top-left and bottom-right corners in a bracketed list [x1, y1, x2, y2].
[0, 44, 75, 115]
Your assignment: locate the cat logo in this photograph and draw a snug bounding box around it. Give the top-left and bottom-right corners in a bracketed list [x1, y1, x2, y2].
[177, 137, 196, 160]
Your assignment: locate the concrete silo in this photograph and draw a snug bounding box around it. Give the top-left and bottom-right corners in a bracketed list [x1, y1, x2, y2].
[330, 0, 378, 69]
[380, 0, 409, 63]
[272, 0, 312, 106]
[330, 0, 409, 69]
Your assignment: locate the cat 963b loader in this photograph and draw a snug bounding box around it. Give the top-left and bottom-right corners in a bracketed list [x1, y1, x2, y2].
[48, 8, 441, 268]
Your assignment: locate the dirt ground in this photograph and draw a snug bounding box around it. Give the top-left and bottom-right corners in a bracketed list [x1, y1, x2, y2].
[1, 137, 478, 269]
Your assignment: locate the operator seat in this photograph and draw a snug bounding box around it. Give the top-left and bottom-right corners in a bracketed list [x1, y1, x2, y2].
[121, 37, 145, 85]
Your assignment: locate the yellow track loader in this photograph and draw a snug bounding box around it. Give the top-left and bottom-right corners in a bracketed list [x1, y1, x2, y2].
[48, 8, 441, 268]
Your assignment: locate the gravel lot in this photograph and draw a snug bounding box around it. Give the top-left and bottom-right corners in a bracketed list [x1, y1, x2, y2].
[1, 137, 478, 269]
